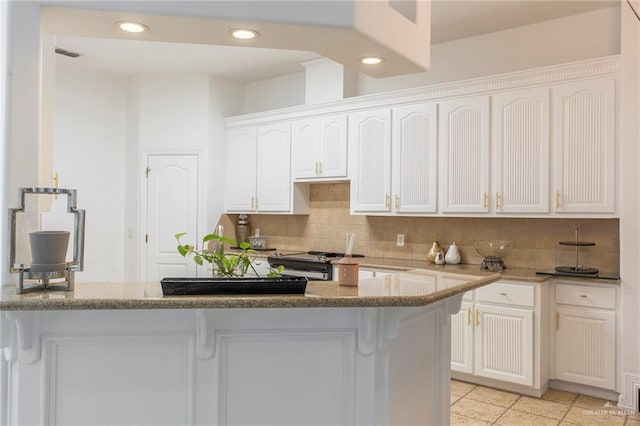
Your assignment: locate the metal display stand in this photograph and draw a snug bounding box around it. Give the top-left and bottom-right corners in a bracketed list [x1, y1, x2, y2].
[9, 187, 85, 294]
[555, 225, 599, 275]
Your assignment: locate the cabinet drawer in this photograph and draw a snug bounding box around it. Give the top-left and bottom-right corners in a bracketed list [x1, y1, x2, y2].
[476, 282, 535, 307]
[555, 283, 616, 309]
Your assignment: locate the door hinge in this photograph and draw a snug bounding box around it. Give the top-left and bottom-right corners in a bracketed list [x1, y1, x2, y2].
[145, 167, 151, 178]
[145, 234, 148, 243]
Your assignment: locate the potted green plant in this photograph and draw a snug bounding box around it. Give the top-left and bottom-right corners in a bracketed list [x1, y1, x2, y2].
[175, 232, 282, 278]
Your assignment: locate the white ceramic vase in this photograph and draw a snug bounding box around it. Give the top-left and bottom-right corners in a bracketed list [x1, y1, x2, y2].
[445, 242, 461, 265]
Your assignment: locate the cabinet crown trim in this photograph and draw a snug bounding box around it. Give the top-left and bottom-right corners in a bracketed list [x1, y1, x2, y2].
[226, 55, 620, 128]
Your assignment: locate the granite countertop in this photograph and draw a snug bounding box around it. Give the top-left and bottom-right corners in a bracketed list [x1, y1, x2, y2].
[0, 269, 501, 311]
[246, 251, 620, 285]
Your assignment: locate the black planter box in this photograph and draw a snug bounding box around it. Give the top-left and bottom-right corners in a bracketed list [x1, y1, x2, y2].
[160, 276, 308, 296]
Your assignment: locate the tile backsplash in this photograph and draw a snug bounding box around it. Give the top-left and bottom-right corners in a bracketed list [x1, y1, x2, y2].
[219, 183, 620, 273]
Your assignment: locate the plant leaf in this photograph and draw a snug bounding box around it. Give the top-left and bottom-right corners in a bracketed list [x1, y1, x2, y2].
[194, 254, 203, 266]
[219, 236, 237, 245]
[238, 241, 251, 250]
[202, 233, 217, 243]
[177, 245, 188, 257]
[175, 232, 187, 240]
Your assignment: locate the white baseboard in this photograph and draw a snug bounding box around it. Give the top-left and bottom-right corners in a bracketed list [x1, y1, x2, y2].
[451, 372, 547, 398]
[618, 373, 640, 411]
[549, 380, 619, 402]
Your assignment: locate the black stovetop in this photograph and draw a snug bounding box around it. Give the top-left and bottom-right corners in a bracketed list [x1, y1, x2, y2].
[268, 251, 364, 265]
[535, 270, 620, 280]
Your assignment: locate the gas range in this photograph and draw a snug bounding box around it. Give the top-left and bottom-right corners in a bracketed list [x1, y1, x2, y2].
[268, 251, 365, 281]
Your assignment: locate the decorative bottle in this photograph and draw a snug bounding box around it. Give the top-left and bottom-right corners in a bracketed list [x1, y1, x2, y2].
[445, 242, 461, 265]
[236, 214, 250, 244]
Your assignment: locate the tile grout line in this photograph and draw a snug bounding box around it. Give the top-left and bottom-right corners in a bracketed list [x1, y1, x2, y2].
[490, 393, 522, 425]
[557, 393, 579, 425]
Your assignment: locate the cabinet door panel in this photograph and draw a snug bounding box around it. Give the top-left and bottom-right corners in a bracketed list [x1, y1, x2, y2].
[553, 78, 616, 213]
[493, 88, 550, 213]
[474, 304, 533, 386]
[225, 127, 257, 212]
[349, 109, 392, 212]
[320, 115, 348, 178]
[256, 123, 291, 212]
[439, 96, 490, 213]
[392, 103, 438, 213]
[291, 119, 321, 179]
[555, 306, 615, 389]
[451, 301, 474, 374]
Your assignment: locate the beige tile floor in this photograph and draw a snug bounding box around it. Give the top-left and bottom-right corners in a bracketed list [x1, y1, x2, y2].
[451, 380, 640, 426]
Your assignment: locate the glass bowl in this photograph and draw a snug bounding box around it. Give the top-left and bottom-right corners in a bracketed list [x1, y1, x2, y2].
[248, 236, 267, 250]
[473, 240, 513, 260]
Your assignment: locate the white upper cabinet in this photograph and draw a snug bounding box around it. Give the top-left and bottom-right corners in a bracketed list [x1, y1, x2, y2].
[292, 114, 347, 180]
[492, 88, 550, 213]
[349, 108, 392, 212]
[256, 123, 292, 212]
[439, 96, 491, 213]
[225, 126, 257, 212]
[552, 78, 616, 213]
[225, 123, 292, 213]
[392, 103, 438, 213]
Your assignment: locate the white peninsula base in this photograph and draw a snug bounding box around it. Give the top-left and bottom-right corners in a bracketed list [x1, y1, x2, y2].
[1, 297, 462, 426]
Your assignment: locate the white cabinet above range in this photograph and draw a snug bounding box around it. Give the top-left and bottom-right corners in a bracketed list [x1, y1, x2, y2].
[291, 114, 348, 180]
[349, 103, 438, 214]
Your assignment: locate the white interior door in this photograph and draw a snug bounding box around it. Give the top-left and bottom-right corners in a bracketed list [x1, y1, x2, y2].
[145, 154, 198, 281]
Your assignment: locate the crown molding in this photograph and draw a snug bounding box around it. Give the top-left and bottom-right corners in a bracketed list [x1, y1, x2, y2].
[226, 55, 620, 128]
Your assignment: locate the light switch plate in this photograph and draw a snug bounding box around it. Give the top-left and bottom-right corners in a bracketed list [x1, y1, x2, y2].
[396, 234, 405, 247]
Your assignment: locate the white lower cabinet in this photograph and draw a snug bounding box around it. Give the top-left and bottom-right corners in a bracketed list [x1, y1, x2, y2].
[553, 281, 617, 390]
[474, 303, 534, 386]
[451, 280, 545, 392]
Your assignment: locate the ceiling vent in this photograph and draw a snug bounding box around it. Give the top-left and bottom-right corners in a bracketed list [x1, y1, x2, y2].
[55, 47, 82, 58]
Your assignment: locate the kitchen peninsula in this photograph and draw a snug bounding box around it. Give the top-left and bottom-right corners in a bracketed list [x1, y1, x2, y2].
[0, 269, 499, 426]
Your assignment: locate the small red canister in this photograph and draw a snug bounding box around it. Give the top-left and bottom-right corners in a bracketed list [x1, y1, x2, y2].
[337, 255, 359, 286]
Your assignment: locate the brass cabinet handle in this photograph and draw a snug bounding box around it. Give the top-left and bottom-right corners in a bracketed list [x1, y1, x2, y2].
[385, 193, 390, 209]
[394, 194, 400, 211]
[315, 161, 319, 175]
[318, 161, 323, 175]
[251, 197, 255, 210]
[556, 311, 560, 330]
[496, 192, 502, 210]
[476, 309, 480, 327]
[53, 172, 59, 200]
[580, 294, 588, 298]
[500, 292, 507, 296]
[483, 192, 489, 210]
[467, 307, 472, 326]
[255, 197, 259, 210]
[556, 191, 561, 209]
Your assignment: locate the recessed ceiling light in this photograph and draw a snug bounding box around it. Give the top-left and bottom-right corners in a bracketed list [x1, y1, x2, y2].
[361, 56, 384, 65]
[117, 21, 149, 33]
[229, 29, 259, 40]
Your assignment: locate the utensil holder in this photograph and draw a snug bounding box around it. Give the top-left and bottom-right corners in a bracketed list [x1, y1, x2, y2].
[338, 255, 359, 287]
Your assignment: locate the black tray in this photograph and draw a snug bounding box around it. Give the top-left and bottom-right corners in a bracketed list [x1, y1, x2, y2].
[160, 276, 308, 295]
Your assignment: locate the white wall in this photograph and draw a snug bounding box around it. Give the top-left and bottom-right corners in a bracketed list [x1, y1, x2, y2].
[243, 72, 305, 114]
[358, 6, 620, 95]
[238, 6, 621, 114]
[0, 0, 9, 286]
[208, 75, 244, 232]
[619, 0, 640, 410]
[53, 59, 127, 282]
[3, 1, 42, 283]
